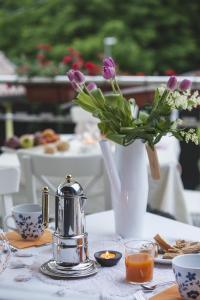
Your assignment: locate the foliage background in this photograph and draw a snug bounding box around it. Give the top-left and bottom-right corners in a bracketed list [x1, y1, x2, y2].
[0, 0, 200, 74]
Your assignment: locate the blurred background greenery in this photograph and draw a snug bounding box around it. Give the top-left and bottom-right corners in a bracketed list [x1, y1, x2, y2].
[0, 0, 200, 75]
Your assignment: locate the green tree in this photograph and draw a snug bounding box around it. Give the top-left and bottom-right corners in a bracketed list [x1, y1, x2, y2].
[0, 0, 200, 74]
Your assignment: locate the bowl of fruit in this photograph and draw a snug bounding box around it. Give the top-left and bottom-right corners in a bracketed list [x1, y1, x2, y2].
[3, 129, 60, 151]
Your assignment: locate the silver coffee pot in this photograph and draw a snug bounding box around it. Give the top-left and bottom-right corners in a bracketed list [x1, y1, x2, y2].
[40, 175, 97, 279]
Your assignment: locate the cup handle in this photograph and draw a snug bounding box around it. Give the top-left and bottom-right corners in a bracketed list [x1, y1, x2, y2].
[4, 215, 17, 231]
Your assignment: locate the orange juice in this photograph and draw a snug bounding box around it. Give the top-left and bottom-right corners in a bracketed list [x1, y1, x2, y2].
[125, 253, 154, 283]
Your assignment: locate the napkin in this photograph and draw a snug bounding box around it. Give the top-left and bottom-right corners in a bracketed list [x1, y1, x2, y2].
[5, 230, 52, 249]
[150, 285, 182, 300]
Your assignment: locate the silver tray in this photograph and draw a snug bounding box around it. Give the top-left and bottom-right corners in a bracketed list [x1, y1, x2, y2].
[40, 259, 98, 279]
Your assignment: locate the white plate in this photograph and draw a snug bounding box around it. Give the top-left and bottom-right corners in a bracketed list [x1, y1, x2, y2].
[154, 255, 172, 265]
[154, 238, 199, 265]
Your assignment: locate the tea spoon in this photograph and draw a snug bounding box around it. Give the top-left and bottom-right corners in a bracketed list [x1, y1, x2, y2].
[141, 280, 175, 291]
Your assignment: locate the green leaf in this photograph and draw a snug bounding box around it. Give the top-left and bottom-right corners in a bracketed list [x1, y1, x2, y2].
[171, 130, 183, 141]
[106, 132, 126, 145]
[104, 94, 122, 108]
[153, 133, 163, 144]
[122, 98, 132, 119]
[77, 91, 96, 107]
[91, 88, 105, 107]
[98, 122, 109, 135]
[153, 88, 161, 105]
[120, 127, 136, 133]
[197, 128, 200, 141]
[73, 99, 96, 113]
[138, 111, 149, 123]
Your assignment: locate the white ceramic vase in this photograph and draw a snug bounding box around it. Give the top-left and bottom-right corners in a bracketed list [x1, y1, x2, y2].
[114, 140, 148, 238]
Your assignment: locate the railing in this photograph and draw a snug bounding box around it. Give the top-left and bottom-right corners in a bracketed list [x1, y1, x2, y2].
[0, 75, 200, 88]
[1, 75, 200, 140]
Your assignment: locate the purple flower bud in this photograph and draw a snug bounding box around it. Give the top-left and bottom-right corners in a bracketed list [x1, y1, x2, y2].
[87, 82, 97, 91]
[102, 66, 116, 80]
[179, 79, 192, 91]
[167, 76, 178, 90]
[103, 57, 115, 68]
[73, 70, 85, 84]
[67, 69, 75, 82]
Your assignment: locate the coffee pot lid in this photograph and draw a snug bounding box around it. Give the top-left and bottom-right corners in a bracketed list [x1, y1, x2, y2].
[56, 174, 85, 197]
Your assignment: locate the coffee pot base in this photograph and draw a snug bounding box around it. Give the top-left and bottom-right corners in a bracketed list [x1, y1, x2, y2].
[40, 259, 98, 279]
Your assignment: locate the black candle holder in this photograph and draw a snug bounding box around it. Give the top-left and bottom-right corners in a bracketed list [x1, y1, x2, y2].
[94, 250, 122, 267]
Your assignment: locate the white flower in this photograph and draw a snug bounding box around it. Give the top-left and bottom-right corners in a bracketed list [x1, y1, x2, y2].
[158, 86, 165, 97]
[171, 118, 183, 129]
[175, 94, 188, 109]
[177, 118, 183, 125]
[180, 129, 199, 145]
[166, 89, 200, 111]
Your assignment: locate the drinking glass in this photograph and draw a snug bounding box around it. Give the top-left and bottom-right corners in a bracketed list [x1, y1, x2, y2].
[124, 240, 155, 284]
[0, 230, 11, 273]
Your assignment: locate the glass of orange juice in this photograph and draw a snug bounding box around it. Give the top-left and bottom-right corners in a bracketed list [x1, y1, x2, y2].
[125, 240, 155, 284]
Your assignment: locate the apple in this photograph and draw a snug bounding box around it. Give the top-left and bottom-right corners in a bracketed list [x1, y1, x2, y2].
[5, 136, 20, 149]
[20, 134, 34, 148]
[34, 132, 46, 145]
[42, 128, 59, 143]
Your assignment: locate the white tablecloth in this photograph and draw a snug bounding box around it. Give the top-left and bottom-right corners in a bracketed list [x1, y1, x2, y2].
[0, 135, 188, 222]
[0, 211, 199, 300]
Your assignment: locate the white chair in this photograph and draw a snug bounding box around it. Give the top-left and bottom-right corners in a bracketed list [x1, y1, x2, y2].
[70, 106, 99, 140]
[0, 166, 20, 228]
[71, 106, 98, 124]
[17, 151, 111, 212]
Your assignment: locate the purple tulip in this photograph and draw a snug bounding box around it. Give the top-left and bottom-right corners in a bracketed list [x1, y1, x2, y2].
[73, 70, 85, 84]
[179, 79, 192, 91]
[87, 82, 97, 91]
[103, 57, 115, 68]
[102, 66, 116, 80]
[67, 69, 75, 82]
[167, 76, 178, 90]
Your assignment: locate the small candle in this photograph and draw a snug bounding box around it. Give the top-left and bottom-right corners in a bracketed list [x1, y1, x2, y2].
[94, 250, 122, 267]
[100, 251, 116, 259]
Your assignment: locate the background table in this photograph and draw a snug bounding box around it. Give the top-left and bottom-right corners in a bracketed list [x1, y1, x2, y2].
[0, 134, 188, 222]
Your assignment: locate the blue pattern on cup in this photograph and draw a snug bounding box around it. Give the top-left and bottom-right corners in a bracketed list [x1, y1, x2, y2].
[15, 213, 44, 240]
[173, 268, 200, 299]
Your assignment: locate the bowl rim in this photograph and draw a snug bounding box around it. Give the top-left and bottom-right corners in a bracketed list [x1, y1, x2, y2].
[172, 254, 200, 270]
[94, 250, 122, 259]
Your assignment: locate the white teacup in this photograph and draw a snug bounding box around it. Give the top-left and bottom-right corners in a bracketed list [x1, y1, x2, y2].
[4, 204, 45, 240]
[172, 254, 200, 300]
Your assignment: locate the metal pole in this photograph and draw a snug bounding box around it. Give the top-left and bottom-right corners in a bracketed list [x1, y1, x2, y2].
[4, 102, 14, 139]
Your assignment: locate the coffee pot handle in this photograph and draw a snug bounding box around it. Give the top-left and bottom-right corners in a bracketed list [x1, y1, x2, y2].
[42, 186, 49, 228]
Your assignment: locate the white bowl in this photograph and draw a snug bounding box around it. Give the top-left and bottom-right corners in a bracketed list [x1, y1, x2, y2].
[172, 254, 200, 300]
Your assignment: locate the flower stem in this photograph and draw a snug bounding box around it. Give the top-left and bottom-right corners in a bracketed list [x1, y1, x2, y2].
[84, 84, 97, 102]
[148, 89, 169, 122]
[84, 84, 104, 109]
[110, 79, 117, 93]
[114, 79, 122, 97]
[77, 85, 83, 93]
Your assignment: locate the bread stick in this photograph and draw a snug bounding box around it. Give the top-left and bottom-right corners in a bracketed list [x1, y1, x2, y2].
[154, 234, 172, 252]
